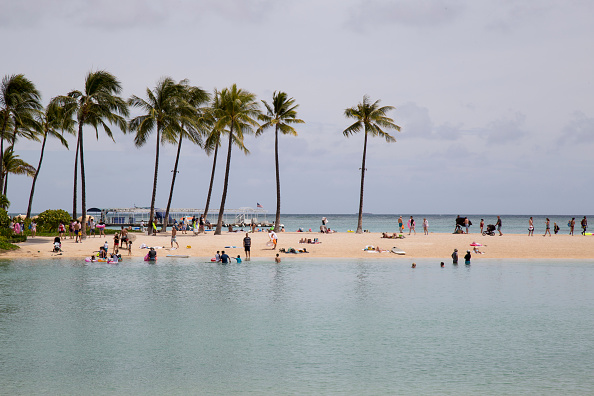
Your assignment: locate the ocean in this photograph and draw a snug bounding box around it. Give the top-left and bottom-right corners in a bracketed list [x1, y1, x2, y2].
[1, 257, 594, 395]
[276, 214, 588, 234]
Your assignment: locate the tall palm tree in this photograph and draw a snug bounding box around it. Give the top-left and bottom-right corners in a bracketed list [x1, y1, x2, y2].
[61, 70, 129, 235]
[0, 74, 42, 204]
[257, 91, 304, 232]
[211, 84, 260, 235]
[26, 99, 74, 218]
[3, 111, 40, 196]
[202, 125, 223, 222]
[343, 95, 400, 234]
[161, 83, 211, 231]
[128, 77, 190, 235]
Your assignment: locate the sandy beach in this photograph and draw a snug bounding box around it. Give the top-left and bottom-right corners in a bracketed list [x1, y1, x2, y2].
[3, 230, 594, 261]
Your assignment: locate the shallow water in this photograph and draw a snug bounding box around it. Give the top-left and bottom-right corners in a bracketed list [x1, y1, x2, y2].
[1, 258, 594, 395]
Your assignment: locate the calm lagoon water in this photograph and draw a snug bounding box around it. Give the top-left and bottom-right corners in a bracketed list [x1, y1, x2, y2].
[1, 258, 594, 395]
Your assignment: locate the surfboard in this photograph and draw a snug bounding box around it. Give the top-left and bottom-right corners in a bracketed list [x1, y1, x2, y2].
[391, 247, 406, 255]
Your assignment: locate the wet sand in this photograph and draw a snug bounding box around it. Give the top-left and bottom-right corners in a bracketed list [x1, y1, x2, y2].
[4, 230, 594, 261]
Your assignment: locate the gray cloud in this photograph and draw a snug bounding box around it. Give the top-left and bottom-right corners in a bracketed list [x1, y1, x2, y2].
[482, 112, 528, 145]
[346, 0, 466, 30]
[560, 112, 594, 145]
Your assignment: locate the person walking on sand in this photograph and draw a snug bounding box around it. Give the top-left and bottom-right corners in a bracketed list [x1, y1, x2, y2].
[581, 216, 588, 235]
[243, 233, 251, 260]
[74, 221, 81, 243]
[543, 218, 551, 236]
[451, 249, 459, 265]
[480, 219, 484, 234]
[528, 217, 534, 236]
[398, 216, 404, 233]
[408, 216, 416, 235]
[171, 226, 179, 249]
[496, 216, 503, 236]
[569, 218, 575, 236]
[423, 218, 429, 235]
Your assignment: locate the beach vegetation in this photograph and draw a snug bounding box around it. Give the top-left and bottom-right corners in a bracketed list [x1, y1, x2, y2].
[128, 77, 188, 235]
[257, 91, 304, 232]
[162, 82, 211, 232]
[0, 74, 42, 206]
[0, 236, 19, 251]
[0, 194, 10, 210]
[343, 95, 400, 233]
[26, 99, 74, 218]
[0, 207, 9, 228]
[211, 84, 261, 235]
[1, 147, 36, 183]
[36, 209, 71, 233]
[58, 70, 129, 236]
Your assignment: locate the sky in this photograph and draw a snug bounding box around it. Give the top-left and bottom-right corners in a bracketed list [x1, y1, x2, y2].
[2, 0, 593, 216]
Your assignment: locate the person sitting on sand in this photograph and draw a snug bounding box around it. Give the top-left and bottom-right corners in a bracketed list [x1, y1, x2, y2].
[473, 246, 484, 254]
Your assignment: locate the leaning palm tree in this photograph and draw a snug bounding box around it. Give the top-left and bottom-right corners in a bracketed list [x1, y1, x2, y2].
[343, 95, 400, 234]
[3, 110, 40, 196]
[161, 83, 211, 232]
[2, 146, 36, 180]
[202, 125, 222, 222]
[257, 91, 304, 232]
[128, 77, 189, 235]
[0, 74, 42, 203]
[211, 84, 260, 235]
[26, 99, 74, 218]
[60, 70, 129, 236]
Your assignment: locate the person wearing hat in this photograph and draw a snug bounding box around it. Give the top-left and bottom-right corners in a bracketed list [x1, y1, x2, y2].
[451, 248, 459, 264]
[464, 250, 472, 265]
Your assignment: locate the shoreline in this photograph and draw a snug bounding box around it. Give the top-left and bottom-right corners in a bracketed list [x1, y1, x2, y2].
[2, 231, 593, 260]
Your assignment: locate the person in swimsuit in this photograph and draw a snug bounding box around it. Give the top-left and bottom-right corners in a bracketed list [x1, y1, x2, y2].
[528, 217, 534, 236]
[243, 233, 251, 260]
[171, 226, 179, 249]
[408, 216, 416, 235]
[496, 216, 503, 236]
[113, 233, 119, 253]
[543, 218, 551, 236]
[480, 219, 484, 234]
[569, 218, 575, 236]
[581, 216, 588, 235]
[398, 216, 403, 233]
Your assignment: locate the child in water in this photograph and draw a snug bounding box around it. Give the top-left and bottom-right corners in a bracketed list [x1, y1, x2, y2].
[235, 255, 242, 263]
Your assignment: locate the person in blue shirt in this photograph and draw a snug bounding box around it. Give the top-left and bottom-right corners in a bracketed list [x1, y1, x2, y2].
[220, 251, 230, 264]
[235, 255, 242, 263]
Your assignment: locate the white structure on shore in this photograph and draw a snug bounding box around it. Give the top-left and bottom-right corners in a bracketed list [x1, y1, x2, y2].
[94, 207, 268, 226]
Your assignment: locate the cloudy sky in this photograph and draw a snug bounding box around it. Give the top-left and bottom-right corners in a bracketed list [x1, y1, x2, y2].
[2, 0, 593, 216]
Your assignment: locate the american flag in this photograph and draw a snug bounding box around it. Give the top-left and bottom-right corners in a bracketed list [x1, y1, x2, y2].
[257, 203, 263, 208]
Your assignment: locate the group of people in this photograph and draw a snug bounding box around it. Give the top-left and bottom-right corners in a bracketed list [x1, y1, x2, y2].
[397, 216, 430, 235]
[9, 218, 36, 237]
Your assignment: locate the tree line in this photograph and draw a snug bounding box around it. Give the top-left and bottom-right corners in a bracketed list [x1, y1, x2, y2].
[1, 71, 400, 235]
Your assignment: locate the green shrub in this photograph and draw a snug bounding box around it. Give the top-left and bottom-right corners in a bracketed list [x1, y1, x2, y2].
[0, 236, 19, 250]
[0, 208, 9, 228]
[37, 209, 71, 233]
[7, 234, 27, 243]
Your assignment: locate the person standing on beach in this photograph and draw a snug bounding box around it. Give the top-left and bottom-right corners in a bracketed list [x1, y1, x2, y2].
[398, 216, 404, 233]
[554, 222, 560, 234]
[269, 229, 278, 250]
[451, 249, 458, 264]
[464, 217, 470, 234]
[569, 218, 575, 235]
[58, 221, 65, 238]
[423, 218, 429, 235]
[480, 219, 484, 234]
[74, 221, 81, 243]
[581, 216, 588, 235]
[408, 216, 416, 235]
[171, 226, 179, 249]
[543, 218, 551, 236]
[243, 233, 251, 260]
[528, 217, 534, 236]
[496, 216, 503, 236]
[199, 215, 205, 234]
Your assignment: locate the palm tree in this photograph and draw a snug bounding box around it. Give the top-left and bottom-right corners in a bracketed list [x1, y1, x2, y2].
[2, 146, 36, 180]
[0, 74, 42, 204]
[61, 70, 129, 235]
[3, 111, 40, 196]
[257, 91, 304, 232]
[161, 83, 211, 232]
[26, 99, 74, 218]
[211, 84, 260, 235]
[343, 95, 400, 233]
[128, 77, 189, 235]
[202, 126, 221, 223]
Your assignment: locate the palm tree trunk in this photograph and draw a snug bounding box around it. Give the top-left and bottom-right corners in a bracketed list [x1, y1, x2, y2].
[356, 129, 368, 234]
[79, 126, 87, 237]
[148, 125, 161, 235]
[162, 134, 183, 232]
[3, 122, 17, 196]
[0, 115, 8, 195]
[203, 144, 218, 220]
[26, 130, 48, 218]
[215, 129, 233, 235]
[274, 125, 281, 232]
[72, 125, 81, 220]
